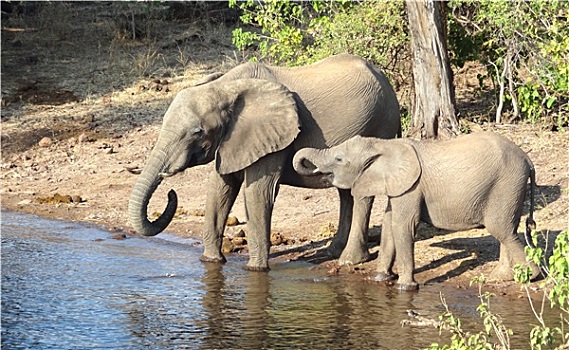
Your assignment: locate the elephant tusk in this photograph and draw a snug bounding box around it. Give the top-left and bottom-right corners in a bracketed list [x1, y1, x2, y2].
[159, 172, 174, 178]
[313, 168, 321, 174]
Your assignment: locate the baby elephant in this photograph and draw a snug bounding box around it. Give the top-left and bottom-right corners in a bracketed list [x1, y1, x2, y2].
[293, 132, 540, 290]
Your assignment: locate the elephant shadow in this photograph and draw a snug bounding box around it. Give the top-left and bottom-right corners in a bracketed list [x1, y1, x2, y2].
[269, 238, 332, 263]
[269, 235, 380, 265]
[415, 234, 499, 285]
[531, 184, 562, 215]
[416, 229, 564, 285]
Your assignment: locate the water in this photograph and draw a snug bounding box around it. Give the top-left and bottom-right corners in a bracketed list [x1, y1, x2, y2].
[1, 211, 548, 349]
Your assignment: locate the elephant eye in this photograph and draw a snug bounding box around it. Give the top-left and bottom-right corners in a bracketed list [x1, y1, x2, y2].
[334, 156, 344, 163]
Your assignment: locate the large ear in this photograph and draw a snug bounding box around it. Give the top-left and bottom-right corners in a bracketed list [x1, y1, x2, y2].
[215, 78, 300, 175]
[352, 140, 421, 198]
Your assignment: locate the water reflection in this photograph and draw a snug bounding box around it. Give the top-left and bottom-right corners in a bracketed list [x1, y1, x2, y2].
[1, 211, 555, 349]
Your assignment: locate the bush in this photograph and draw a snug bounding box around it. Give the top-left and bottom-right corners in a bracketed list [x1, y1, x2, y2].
[230, 1, 568, 128]
[430, 230, 569, 350]
[229, 0, 409, 81]
[448, 0, 569, 127]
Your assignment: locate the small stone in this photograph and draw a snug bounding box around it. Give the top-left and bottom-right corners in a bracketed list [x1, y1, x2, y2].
[71, 195, 83, 203]
[189, 209, 206, 217]
[270, 232, 284, 246]
[78, 133, 91, 143]
[232, 237, 247, 246]
[222, 237, 234, 254]
[111, 233, 127, 240]
[327, 266, 340, 275]
[38, 137, 53, 147]
[226, 216, 240, 226]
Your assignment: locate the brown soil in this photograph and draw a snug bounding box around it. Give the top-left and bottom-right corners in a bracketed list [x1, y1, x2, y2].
[2, 2, 568, 295]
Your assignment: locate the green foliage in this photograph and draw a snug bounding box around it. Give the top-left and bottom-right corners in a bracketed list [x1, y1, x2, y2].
[515, 230, 569, 310]
[230, 1, 567, 128]
[427, 275, 512, 350]
[229, 0, 408, 80]
[448, 0, 569, 126]
[514, 231, 569, 349]
[430, 230, 569, 350]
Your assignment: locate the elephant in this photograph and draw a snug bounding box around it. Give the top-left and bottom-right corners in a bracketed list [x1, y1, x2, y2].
[128, 54, 401, 271]
[293, 131, 541, 290]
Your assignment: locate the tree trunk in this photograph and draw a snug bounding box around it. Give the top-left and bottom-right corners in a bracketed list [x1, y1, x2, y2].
[406, 0, 459, 140]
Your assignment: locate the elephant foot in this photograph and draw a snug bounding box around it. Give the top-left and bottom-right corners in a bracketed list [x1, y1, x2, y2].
[374, 271, 398, 282]
[395, 282, 419, 291]
[244, 264, 270, 272]
[338, 248, 370, 266]
[199, 255, 227, 264]
[490, 261, 541, 282]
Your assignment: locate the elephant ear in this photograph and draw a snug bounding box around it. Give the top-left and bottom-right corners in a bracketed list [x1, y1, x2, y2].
[352, 140, 421, 199]
[215, 78, 300, 175]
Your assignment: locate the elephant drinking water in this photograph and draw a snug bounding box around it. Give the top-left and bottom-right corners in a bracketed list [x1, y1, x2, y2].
[293, 132, 541, 290]
[128, 54, 400, 271]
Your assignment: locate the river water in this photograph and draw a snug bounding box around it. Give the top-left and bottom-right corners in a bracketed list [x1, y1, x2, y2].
[1, 210, 547, 349]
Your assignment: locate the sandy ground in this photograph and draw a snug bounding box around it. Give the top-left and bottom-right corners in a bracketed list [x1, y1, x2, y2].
[2, 2, 568, 295]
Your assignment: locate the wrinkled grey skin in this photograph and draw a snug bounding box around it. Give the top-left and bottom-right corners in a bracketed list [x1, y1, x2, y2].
[293, 132, 540, 290]
[128, 54, 401, 271]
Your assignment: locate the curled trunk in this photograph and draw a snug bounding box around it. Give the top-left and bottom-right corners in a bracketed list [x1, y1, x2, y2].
[293, 148, 324, 175]
[128, 149, 178, 236]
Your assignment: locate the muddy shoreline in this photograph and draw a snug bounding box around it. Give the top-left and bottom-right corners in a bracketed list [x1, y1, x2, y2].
[2, 2, 568, 297]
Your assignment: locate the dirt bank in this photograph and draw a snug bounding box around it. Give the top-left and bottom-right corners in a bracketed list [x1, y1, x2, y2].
[2, 2, 568, 296]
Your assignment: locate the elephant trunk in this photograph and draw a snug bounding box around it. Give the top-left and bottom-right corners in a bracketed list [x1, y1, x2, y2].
[293, 148, 325, 176]
[128, 146, 178, 236]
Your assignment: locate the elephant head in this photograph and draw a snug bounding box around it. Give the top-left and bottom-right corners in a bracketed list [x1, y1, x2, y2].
[293, 136, 421, 199]
[129, 78, 300, 236]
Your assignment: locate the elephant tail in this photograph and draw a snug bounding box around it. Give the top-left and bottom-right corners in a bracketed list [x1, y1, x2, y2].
[524, 164, 537, 248]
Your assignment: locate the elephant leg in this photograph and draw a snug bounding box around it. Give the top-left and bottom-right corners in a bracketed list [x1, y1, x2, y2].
[338, 195, 373, 266]
[328, 189, 353, 258]
[390, 195, 421, 291]
[375, 201, 397, 282]
[487, 223, 540, 281]
[243, 152, 285, 271]
[200, 171, 243, 264]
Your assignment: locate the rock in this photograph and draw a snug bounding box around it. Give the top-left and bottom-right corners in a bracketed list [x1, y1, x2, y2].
[232, 236, 247, 246]
[319, 222, 336, 238]
[327, 266, 340, 275]
[71, 195, 83, 203]
[271, 232, 288, 246]
[111, 233, 127, 240]
[222, 237, 234, 254]
[38, 137, 53, 147]
[78, 133, 92, 143]
[226, 216, 240, 226]
[189, 209, 205, 217]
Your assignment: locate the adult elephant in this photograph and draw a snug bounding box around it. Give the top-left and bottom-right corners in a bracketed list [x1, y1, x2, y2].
[128, 54, 400, 271]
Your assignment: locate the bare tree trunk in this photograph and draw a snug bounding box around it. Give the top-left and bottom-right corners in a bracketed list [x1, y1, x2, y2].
[406, 0, 459, 140]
